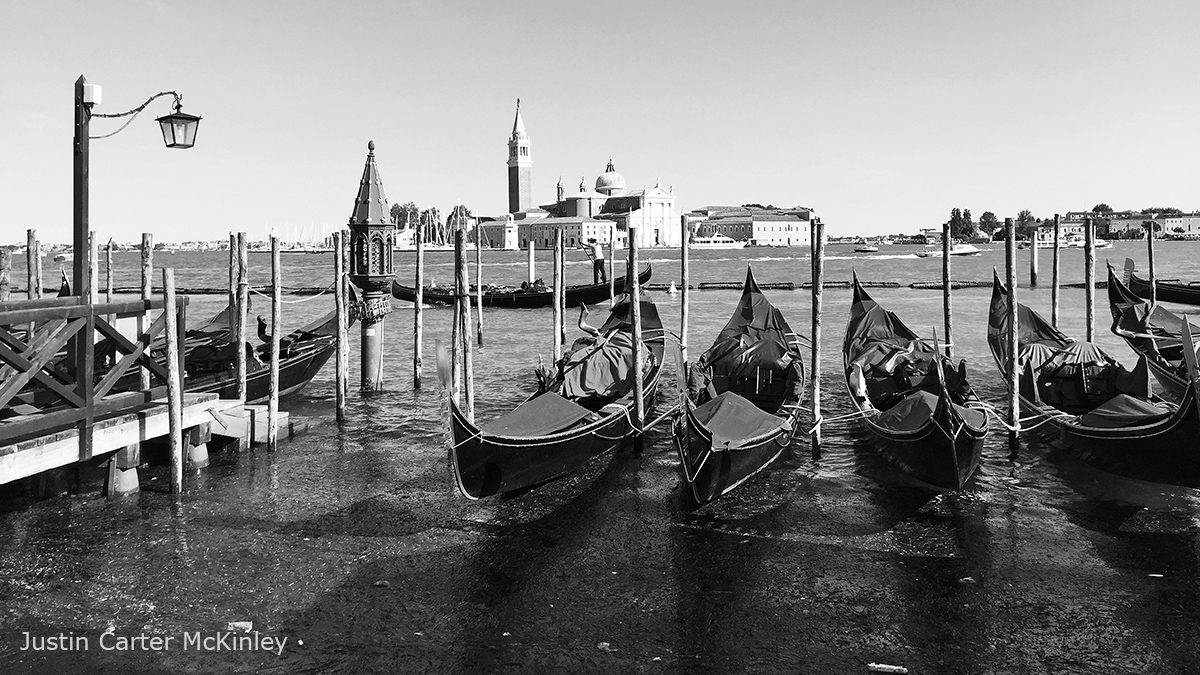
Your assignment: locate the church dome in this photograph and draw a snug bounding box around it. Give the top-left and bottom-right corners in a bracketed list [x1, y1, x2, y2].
[595, 159, 626, 196]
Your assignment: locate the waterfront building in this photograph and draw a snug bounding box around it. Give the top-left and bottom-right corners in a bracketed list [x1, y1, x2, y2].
[688, 205, 812, 247]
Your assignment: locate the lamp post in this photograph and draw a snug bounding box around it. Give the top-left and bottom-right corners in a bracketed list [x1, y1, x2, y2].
[73, 75, 201, 298]
[347, 141, 396, 391]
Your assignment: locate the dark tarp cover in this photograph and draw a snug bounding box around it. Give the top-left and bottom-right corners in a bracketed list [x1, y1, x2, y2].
[872, 389, 988, 432]
[1078, 393, 1172, 428]
[560, 331, 650, 401]
[481, 391, 594, 437]
[692, 391, 790, 450]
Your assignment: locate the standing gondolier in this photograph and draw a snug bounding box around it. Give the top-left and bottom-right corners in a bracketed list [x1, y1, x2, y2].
[585, 239, 607, 284]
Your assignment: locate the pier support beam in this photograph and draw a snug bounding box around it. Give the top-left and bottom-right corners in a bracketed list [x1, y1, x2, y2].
[104, 445, 141, 498]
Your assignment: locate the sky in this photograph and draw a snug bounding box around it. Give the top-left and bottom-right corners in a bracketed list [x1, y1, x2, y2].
[2, 0, 1198, 245]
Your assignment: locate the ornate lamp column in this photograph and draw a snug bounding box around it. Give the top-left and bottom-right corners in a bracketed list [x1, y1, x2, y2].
[347, 141, 396, 391]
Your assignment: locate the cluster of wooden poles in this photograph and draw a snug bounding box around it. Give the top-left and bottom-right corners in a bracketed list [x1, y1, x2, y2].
[427, 210, 1130, 457]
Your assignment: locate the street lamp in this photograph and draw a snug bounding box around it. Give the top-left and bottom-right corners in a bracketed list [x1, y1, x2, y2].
[74, 74, 202, 299]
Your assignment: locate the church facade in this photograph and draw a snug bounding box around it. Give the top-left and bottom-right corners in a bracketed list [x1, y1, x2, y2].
[483, 100, 684, 249]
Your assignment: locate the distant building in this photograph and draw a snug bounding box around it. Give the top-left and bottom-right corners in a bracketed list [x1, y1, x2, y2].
[688, 206, 812, 247]
[494, 100, 683, 249]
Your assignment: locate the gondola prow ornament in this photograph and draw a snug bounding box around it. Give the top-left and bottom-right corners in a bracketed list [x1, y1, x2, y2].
[347, 141, 396, 390]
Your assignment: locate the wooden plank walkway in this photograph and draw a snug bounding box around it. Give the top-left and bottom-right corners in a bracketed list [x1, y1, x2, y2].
[0, 393, 241, 484]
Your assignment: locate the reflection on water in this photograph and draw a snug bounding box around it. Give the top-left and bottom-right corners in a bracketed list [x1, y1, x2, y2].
[1, 244, 1199, 672]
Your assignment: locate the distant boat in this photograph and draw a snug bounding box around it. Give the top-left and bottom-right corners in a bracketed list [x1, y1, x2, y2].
[53, 253, 72, 263]
[916, 243, 981, 257]
[854, 245, 879, 253]
[690, 234, 747, 249]
[1021, 233, 1112, 249]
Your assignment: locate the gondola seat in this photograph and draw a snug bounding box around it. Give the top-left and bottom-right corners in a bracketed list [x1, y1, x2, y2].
[480, 392, 596, 437]
[1077, 394, 1172, 428]
[692, 391, 791, 450]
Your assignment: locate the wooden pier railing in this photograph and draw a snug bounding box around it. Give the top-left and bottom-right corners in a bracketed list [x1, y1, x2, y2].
[0, 295, 186, 452]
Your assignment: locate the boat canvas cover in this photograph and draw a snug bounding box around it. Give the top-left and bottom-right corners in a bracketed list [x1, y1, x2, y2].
[1078, 393, 1171, 428]
[692, 391, 791, 450]
[699, 267, 797, 385]
[481, 391, 594, 437]
[560, 330, 650, 401]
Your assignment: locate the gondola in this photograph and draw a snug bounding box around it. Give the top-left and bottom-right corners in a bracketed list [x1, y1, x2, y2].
[444, 296, 664, 499]
[988, 272, 1200, 485]
[844, 273, 987, 490]
[1107, 262, 1192, 400]
[1124, 258, 1200, 306]
[392, 263, 653, 309]
[673, 266, 806, 502]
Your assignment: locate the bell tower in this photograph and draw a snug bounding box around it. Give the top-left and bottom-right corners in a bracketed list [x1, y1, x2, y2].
[507, 99, 532, 213]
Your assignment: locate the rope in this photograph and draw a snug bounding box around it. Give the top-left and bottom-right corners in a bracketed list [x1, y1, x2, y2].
[249, 280, 336, 303]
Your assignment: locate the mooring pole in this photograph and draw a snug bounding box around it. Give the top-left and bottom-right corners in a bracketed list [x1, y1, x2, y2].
[1085, 216, 1096, 342]
[0, 249, 9, 301]
[680, 214, 690, 369]
[1030, 222, 1040, 287]
[88, 231, 98, 305]
[1005, 217, 1020, 452]
[141, 233, 153, 391]
[552, 229, 563, 363]
[475, 219, 484, 346]
[559, 229, 567, 348]
[450, 224, 461, 404]
[527, 236, 536, 285]
[810, 217, 825, 458]
[609, 223, 616, 307]
[1051, 213, 1061, 327]
[334, 231, 347, 424]
[457, 223, 475, 422]
[1146, 219, 1157, 306]
[163, 267, 183, 496]
[629, 223, 645, 452]
[26, 229, 38, 299]
[414, 213, 424, 389]
[228, 233, 236, 335]
[268, 235, 282, 451]
[235, 233, 248, 403]
[105, 239, 113, 304]
[942, 219, 953, 358]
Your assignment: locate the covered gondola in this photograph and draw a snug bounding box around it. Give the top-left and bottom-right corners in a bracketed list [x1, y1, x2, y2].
[392, 264, 652, 309]
[445, 297, 664, 499]
[989, 272, 1200, 485]
[844, 273, 987, 490]
[673, 266, 806, 503]
[1107, 262, 1192, 400]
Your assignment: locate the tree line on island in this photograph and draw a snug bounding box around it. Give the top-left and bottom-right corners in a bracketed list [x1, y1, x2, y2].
[942, 203, 1190, 242]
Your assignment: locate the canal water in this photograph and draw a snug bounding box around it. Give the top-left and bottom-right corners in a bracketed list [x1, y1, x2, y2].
[1, 241, 1198, 674]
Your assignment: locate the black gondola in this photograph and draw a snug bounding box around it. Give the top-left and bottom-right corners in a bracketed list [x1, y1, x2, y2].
[392, 264, 652, 309]
[443, 297, 664, 499]
[844, 273, 987, 490]
[988, 272, 1200, 485]
[673, 266, 806, 502]
[1107, 262, 1192, 400]
[1124, 258, 1200, 306]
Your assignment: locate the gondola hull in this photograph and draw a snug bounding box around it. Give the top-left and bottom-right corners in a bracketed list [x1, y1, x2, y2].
[188, 336, 337, 404]
[675, 405, 794, 503]
[393, 264, 652, 308]
[1127, 271, 1200, 306]
[858, 406, 985, 491]
[449, 373, 660, 499]
[1107, 265, 1191, 399]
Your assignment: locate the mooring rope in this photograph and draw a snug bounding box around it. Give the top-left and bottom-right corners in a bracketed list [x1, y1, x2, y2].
[249, 280, 337, 304]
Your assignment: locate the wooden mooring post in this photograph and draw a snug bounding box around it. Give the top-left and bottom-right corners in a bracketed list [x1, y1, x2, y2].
[88, 231, 98, 304]
[1051, 214, 1060, 327]
[1146, 218, 1157, 306]
[527, 236, 535, 285]
[475, 219, 484, 346]
[141, 233, 153, 391]
[1005, 217, 1020, 452]
[1030, 222, 1040, 287]
[236, 232, 248, 403]
[609, 223, 616, 307]
[942, 219, 953, 358]
[810, 217, 825, 458]
[105, 239, 113, 304]
[268, 234, 281, 451]
[552, 229, 563, 363]
[1084, 216, 1096, 342]
[163, 268, 184, 495]
[680, 214, 690, 369]
[455, 225, 475, 421]
[414, 215, 424, 389]
[27, 229, 40, 299]
[334, 230, 347, 423]
[629, 223, 645, 452]
[0, 249, 10, 301]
